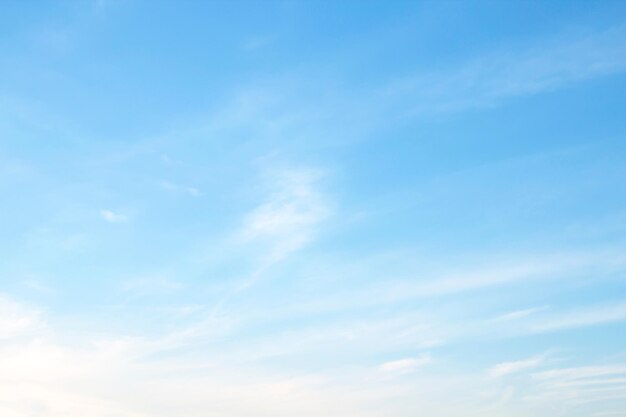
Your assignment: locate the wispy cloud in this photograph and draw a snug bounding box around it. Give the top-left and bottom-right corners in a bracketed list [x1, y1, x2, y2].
[240, 165, 331, 264]
[291, 249, 626, 316]
[386, 25, 626, 116]
[530, 301, 626, 333]
[0, 295, 43, 340]
[490, 306, 550, 323]
[160, 181, 202, 197]
[0, 310, 388, 417]
[120, 275, 183, 294]
[379, 354, 432, 374]
[534, 364, 626, 382]
[100, 209, 128, 223]
[526, 364, 626, 412]
[489, 355, 547, 378]
[2, 4, 626, 417]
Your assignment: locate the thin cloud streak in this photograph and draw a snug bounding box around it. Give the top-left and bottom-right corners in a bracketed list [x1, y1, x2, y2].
[382, 25, 626, 117]
[100, 209, 128, 223]
[489, 355, 547, 378]
[530, 301, 626, 333]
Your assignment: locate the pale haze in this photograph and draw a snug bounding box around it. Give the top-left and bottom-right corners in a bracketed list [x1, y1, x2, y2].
[1, 1, 626, 416]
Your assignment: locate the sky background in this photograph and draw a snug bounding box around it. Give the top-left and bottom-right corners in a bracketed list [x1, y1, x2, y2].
[2, 1, 626, 416]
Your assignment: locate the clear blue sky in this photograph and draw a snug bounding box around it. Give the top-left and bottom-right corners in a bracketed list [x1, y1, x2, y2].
[2, 1, 626, 416]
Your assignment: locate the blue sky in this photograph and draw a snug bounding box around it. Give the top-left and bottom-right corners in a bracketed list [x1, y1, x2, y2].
[2, 1, 626, 416]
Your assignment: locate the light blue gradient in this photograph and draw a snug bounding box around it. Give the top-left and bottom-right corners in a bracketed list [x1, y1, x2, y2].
[1, 1, 626, 416]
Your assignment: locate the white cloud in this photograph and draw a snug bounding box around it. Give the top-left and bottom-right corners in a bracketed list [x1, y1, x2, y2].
[0, 321, 385, 417]
[524, 364, 626, 411]
[386, 25, 626, 116]
[530, 301, 626, 333]
[379, 354, 432, 374]
[287, 250, 626, 319]
[100, 209, 127, 223]
[533, 364, 626, 382]
[0, 295, 42, 340]
[121, 275, 184, 294]
[240, 166, 331, 264]
[490, 306, 549, 323]
[489, 355, 546, 378]
[160, 181, 202, 197]
[0, 290, 621, 417]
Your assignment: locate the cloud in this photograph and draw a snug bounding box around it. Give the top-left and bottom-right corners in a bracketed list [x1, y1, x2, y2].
[100, 209, 127, 223]
[240, 166, 331, 264]
[490, 306, 549, 323]
[120, 275, 184, 294]
[379, 354, 432, 374]
[488, 355, 546, 378]
[530, 301, 626, 333]
[3, 10, 626, 417]
[0, 312, 390, 417]
[291, 249, 626, 318]
[0, 295, 43, 340]
[533, 364, 626, 382]
[525, 364, 626, 411]
[160, 181, 202, 197]
[0, 289, 621, 417]
[385, 25, 626, 116]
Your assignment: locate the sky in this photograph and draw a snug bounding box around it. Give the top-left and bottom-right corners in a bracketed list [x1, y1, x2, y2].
[1, 1, 626, 416]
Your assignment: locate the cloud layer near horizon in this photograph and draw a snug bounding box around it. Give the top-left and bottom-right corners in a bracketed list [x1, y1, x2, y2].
[1, 1, 626, 416]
